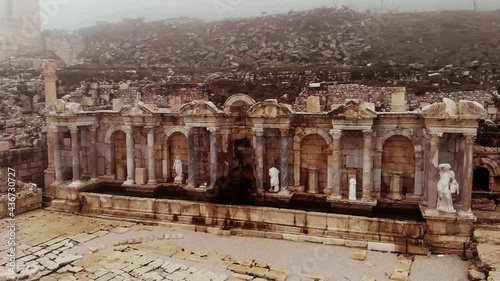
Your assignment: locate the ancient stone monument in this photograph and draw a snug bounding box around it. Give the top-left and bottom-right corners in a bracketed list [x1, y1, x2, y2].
[173, 156, 184, 184]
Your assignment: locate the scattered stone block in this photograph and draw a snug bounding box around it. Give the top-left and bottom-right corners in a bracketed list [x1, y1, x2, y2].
[468, 269, 486, 281]
[351, 250, 367, 261]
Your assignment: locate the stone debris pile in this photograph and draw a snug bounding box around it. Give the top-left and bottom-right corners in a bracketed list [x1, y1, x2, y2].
[0, 75, 46, 149]
[79, 7, 371, 67]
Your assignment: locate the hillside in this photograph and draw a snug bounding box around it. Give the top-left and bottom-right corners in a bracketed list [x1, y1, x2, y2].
[76, 8, 500, 69]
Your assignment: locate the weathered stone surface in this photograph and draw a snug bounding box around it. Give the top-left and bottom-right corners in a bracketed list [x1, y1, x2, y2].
[351, 250, 367, 261]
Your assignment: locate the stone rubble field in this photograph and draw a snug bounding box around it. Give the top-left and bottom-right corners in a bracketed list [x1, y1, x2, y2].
[0, 210, 468, 281]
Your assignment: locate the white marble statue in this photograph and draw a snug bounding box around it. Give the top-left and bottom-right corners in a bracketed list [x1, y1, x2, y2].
[173, 157, 184, 183]
[348, 178, 357, 201]
[269, 167, 280, 192]
[437, 163, 459, 213]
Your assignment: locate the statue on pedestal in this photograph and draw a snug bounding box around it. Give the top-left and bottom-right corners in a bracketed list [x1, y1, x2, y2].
[173, 156, 184, 184]
[269, 167, 280, 192]
[437, 163, 459, 213]
[349, 178, 357, 201]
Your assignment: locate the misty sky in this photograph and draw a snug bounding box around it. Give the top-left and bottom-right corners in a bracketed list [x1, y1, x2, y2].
[40, 0, 500, 30]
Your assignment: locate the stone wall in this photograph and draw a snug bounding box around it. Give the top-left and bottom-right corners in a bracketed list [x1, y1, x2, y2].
[381, 136, 416, 195]
[300, 134, 328, 193]
[0, 146, 48, 188]
[473, 145, 500, 192]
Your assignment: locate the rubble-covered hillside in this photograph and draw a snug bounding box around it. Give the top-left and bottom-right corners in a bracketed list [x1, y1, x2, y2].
[76, 8, 500, 68]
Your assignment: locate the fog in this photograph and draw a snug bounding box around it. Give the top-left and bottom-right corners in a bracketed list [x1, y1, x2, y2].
[41, 0, 500, 30]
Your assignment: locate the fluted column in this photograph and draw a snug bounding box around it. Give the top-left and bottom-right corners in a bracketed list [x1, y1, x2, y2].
[124, 126, 135, 185]
[427, 133, 442, 212]
[147, 127, 157, 185]
[69, 126, 82, 187]
[460, 134, 475, 218]
[89, 125, 99, 180]
[51, 125, 63, 184]
[362, 130, 374, 201]
[329, 129, 343, 199]
[186, 127, 196, 186]
[280, 128, 291, 192]
[253, 128, 265, 191]
[207, 127, 220, 188]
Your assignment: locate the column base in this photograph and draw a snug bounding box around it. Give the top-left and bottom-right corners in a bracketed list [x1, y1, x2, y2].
[124, 179, 135, 186]
[361, 195, 374, 202]
[147, 180, 158, 185]
[458, 210, 476, 220]
[386, 192, 405, 201]
[406, 193, 423, 201]
[68, 180, 84, 188]
[328, 194, 343, 201]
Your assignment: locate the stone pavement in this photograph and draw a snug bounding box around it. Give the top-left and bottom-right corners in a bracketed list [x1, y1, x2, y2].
[0, 210, 468, 281]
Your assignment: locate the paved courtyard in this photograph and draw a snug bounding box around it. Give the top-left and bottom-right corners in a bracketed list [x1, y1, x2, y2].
[0, 210, 468, 281]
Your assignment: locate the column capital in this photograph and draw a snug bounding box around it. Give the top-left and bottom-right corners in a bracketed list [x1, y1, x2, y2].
[428, 132, 443, 143]
[362, 130, 374, 139]
[464, 133, 476, 144]
[280, 128, 292, 137]
[330, 129, 343, 140]
[123, 125, 132, 133]
[253, 128, 265, 137]
[207, 127, 220, 134]
[48, 125, 59, 133]
[68, 125, 79, 134]
[89, 124, 99, 132]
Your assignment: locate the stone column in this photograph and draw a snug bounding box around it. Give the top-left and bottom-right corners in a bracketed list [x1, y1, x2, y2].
[69, 126, 82, 187]
[186, 128, 196, 186]
[253, 128, 265, 191]
[43, 60, 57, 106]
[207, 127, 219, 188]
[89, 125, 99, 180]
[329, 130, 343, 199]
[124, 126, 135, 185]
[162, 144, 170, 181]
[373, 150, 383, 197]
[426, 133, 442, 212]
[51, 125, 63, 184]
[413, 152, 424, 198]
[361, 130, 373, 201]
[146, 127, 157, 185]
[280, 128, 291, 192]
[293, 149, 301, 187]
[460, 134, 475, 217]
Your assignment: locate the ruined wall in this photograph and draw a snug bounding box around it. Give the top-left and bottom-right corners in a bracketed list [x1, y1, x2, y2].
[295, 84, 497, 113]
[381, 136, 415, 195]
[0, 146, 48, 188]
[473, 145, 500, 192]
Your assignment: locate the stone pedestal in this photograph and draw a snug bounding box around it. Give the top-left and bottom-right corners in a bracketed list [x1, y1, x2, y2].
[308, 168, 319, 194]
[420, 204, 476, 254]
[135, 168, 148, 185]
[116, 165, 127, 181]
[387, 172, 404, 201]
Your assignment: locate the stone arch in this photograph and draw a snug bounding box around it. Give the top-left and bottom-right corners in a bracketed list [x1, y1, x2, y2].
[163, 126, 189, 142]
[223, 94, 256, 113]
[374, 129, 423, 199]
[293, 128, 333, 149]
[292, 128, 333, 192]
[104, 125, 125, 144]
[375, 129, 422, 152]
[474, 158, 500, 177]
